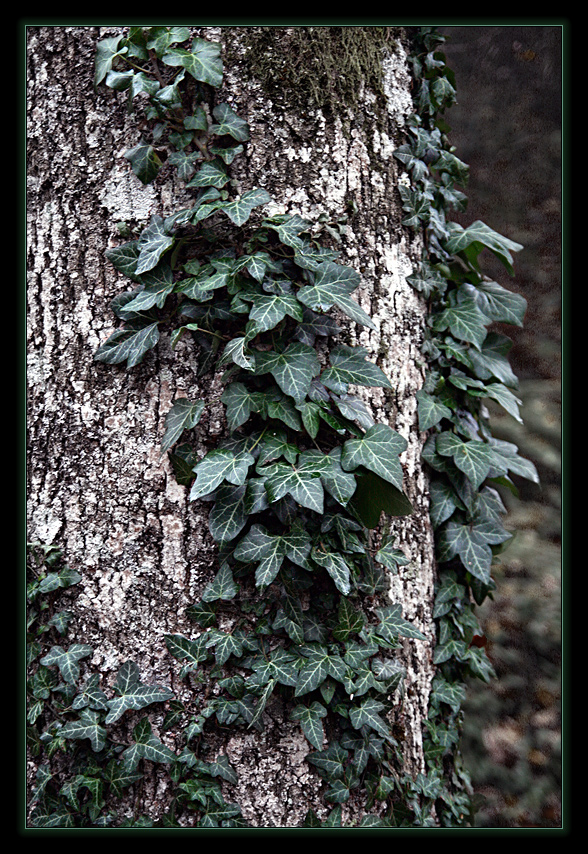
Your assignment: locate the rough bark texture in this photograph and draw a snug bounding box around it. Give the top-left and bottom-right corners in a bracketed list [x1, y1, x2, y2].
[26, 25, 436, 827]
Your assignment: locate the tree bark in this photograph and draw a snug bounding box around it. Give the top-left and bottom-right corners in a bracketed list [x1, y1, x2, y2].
[26, 25, 436, 827]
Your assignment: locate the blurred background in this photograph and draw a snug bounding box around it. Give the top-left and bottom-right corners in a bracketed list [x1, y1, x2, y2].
[437, 25, 563, 827]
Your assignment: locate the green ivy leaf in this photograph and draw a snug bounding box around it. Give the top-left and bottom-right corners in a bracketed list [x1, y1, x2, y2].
[162, 37, 224, 87]
[124, 141, 163, 185]
[161, 398, 205, 454]
[321, 344, 392, 393]
[444, 220, 523, 276]
[374, 604, 426, 642]
[40, 644, 93, 685]
[297, 261, 375, 330]
[60, 708, 107, 753]
[135, 216, 175, 275]
[431, 290, 490, 350]
[122, 718, 177, 771]
[290, 701, 327, 750]
[311, 548, 351, 596]
[255, 343, 321, 405]
[248, 292, 304, 333]
[95, 35, 126, 86]
[210, 102, 250, 141]
[436, 432, 495, 490]
[123, 262, 174, 314]
[416, 389, 452, 431]
[349, 698, 391, 739]
[190, 449, 254, 500]
[94, 322, 160, 368]
[468, 279, 527, 327]
[332, 598, 365, 642]
[105, 661, 174, 724]
[341, 424, 407, 491]
[208, 484, 249, 543]
[201, 562, 239, 602]
[164, 633, 209, 671]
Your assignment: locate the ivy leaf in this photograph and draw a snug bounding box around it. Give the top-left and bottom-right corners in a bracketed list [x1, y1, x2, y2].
[349, 698, 391, 739]
[122, 718, 177, 771]
[444, 220, 523, 276]
[333, 598, 365, 642]
[201, 562, 239, 602]
[436, 520, 493, 583]
[349, 468, 413, 528]
[60, 708, 107, 753]
[311, 548, 351, 596]
[211, 102, 251, 141]
[103, 760, 143, 799]
[105, 240, 141, 282]
[260, 453, 328, 513]
[431, 290, 490, 350]
[123, 263, 174, 314]
[341, 424, 407, 491]
[190, 449, 254, 500]
[297, 261, 375, 330]
[290, 702, 327, 750]
[208, 484, 249, 542]
[160, 399, 205, 454]
[94, 322, 160, 368]
[467, 279, 527, 327]
[124, 141, 163, 185]
[375, 541, 410, 572]
[321, 344, 392, 393]
[306, 742, 348, 779]
[221, 382, 260, 431]
[72, 674, 109, 712]
[234, 524, 288, 587]
[40, 644, 93, 685]
[220, 189, 272, 226]
[255, 343, 320, 405]
[95, 35, 126, 86]
[248, 292, 304, 333]
[416, 389, 452, 431]
[164, 633, 209, 671]
[436, 432, 495, 490]
[162, 37, 224, 87]
[105, 662, 174, 725]
[374, 604, 426, 642]
[135, 216, 175, 275]
[186, 159, 229, 189]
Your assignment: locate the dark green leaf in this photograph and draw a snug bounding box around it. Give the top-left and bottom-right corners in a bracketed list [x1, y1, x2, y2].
[94, 322, 160, 368]
[374, 604, 426, 641]
[39, 644, 93, 685]
[208, 484, 249, 542]
[201, 562, 239, 602]
[162, 37, 224, 87]
[321, 344, 392, 393]
[190, 449, 254, 500]
[255, 343, 320, 405]
[161, 398, 205, 453]
[124, 142, 163, 185]
[436, 432, 495, 489]
[60, 708, 107, 753]
[444, 220, 523, 275]
[341, 424, 407, 490]
[136, 216, 175, 275]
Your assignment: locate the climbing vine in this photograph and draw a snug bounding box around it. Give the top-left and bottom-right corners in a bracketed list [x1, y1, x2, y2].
[26, 26, 538, 828]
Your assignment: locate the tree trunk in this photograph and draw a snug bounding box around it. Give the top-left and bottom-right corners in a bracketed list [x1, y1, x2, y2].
[26, 25, 437, 827]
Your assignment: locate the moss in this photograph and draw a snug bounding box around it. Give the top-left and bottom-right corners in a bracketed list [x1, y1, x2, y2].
[233, 26, 402, 120]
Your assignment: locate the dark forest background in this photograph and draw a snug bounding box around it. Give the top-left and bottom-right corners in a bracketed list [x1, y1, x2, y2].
[438, 24, 563, 827]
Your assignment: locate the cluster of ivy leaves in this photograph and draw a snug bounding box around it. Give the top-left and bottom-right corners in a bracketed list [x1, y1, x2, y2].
[27, 26, 538, 829]
[390, 26, 540, 825]
[26, 542, 250, 827]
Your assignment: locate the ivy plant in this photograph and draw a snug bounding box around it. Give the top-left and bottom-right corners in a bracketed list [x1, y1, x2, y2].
[27, 25, 538, 829]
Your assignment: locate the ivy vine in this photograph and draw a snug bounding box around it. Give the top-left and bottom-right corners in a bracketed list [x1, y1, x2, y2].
[26, 26, 538, 829]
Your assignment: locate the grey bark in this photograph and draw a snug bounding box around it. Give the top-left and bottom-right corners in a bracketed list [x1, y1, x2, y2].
[26, 25, 436, 827]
